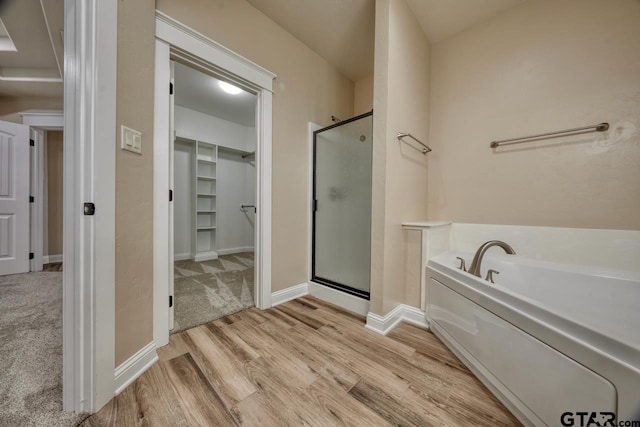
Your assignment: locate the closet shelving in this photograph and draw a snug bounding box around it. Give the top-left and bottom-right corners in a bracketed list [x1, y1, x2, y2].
[175, 135, 219, 262]
[194, 139, 218, 261]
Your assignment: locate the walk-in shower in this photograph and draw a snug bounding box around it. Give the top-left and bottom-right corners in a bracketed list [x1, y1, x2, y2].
[312, 111, 373, 299]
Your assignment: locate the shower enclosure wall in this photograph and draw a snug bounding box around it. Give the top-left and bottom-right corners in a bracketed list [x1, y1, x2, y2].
[312, 112, 373, 299]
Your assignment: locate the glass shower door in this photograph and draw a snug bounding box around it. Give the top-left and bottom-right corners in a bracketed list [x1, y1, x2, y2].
[312, 112, 372, 298]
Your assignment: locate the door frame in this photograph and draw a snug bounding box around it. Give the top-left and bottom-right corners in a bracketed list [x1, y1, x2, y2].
[311, 111, 373, 300]
[63, 0, 117, 412]
[153, 11, 276, 348]
[21, 111, 64, 272]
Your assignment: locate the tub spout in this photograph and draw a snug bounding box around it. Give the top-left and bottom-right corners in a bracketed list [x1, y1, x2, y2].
[467, 240, 516, 277]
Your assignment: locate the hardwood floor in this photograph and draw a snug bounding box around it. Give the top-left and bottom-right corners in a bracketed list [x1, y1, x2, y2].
[84, 296, 521, 426]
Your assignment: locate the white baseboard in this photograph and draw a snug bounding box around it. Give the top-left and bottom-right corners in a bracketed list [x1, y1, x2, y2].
[217, 246, 254, 256]
[308, 281, 370, 316]
[271, 282, 309, 307]
[365, 304, 429, 335]
[400, 305, 430, 329]
[114, 341, 158, 395]
[194, 251, 218, 262]
[43, 254, 63, 264]
[174, 253, 191, 261]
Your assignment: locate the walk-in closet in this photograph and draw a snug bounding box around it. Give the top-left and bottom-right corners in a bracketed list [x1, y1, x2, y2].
[171, 62, 257, 332]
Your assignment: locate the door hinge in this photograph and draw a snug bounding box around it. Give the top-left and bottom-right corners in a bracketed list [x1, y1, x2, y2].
[29, 252, 34, 260]
[30, 139, 35, 147]
[313, 200, 318, 212]
[169, 189, 173, 202]
[169, 295, 173, 308]
[169, 82, 174, 95]
[83, 202, 95, 215]
[29, 196, 34, 203]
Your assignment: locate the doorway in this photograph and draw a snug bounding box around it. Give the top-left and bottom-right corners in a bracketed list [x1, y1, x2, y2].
[170, 62, 257, 332]
[153, 15, 275, 348]
[41, 129, 64, 271]
[0, 118, 65, 275]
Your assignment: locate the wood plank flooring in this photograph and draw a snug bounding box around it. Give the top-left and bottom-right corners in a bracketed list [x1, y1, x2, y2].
[84, 296, 521, 426]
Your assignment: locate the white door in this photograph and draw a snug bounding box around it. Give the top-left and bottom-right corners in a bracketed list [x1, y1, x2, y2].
[0, 120, 30, 276]
[169, 60, 175, 330]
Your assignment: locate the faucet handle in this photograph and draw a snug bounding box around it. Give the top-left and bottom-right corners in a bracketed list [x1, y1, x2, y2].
[485, 269, 499, 284]
[455, 257, 467, 272]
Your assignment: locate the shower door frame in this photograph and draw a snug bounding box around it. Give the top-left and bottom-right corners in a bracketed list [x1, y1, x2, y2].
[311, 111, 373, 300]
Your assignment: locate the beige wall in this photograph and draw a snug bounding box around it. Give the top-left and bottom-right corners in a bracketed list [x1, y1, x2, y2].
[428, 0, 640, 231]
[157, 0, 355, 293]
[46, 131, 63, 256]
[371, 0, 430, 315]
[113, 0, 354, 364]
[354, 74, 374, 115]
[114, 0, 156, 366]
[0, 96, 63, 123]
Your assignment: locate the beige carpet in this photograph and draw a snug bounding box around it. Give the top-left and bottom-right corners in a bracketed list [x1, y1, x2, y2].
[173, 252, 255, 333]
[0, 271, 86, 427]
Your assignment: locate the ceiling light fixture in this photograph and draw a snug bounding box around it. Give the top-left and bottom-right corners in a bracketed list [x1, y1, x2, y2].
[218, 81, 242, 95]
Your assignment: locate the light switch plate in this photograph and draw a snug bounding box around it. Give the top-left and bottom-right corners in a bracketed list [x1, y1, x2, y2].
[121, 125, 142, 154]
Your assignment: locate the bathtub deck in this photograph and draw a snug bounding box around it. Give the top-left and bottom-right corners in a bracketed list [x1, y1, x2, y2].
[83, 296, 521, 426]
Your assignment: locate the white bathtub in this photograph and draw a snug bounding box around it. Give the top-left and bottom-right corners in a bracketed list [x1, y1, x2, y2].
[426, 251, 640, 426]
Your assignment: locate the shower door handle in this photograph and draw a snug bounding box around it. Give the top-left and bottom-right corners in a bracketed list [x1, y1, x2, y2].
[312, 200, 318, 212]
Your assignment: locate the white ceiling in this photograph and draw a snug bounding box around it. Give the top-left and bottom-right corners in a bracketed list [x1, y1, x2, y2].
[174, 62, 257, 127]
[0, 0, 63, 98]
[0, 0, 527, 100]
[247, 0, 527, 82]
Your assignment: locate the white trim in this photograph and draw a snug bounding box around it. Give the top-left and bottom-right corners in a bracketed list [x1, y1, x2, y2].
[63, 0, 117, 412]
[216, 246, 255, 256]
[113, 342, 158, 396]
[22, 113, 63, 273]
[401, 305, 430, 329]
[153, 39, 172, 349]
[193, 251, 218, 262]
[41, 131, 48, 269]
[155, 11, 275, 91]
[308, 282, 370, 316]
[43, 254, 63, 264]
[255, 89, 273, 310]
[29, 129, 44, 272]
[365, 304, 429, 335]
[153, 14, 276, 351]
[271, 283, 309, 307]
[173, 253, 192, 262]
[20, 110, 64, 129]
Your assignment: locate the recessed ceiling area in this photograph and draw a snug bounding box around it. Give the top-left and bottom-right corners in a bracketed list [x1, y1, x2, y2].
[0, 19, 17, 51]
[174, 62, 257, 127]
[0, 0, 63, 97]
